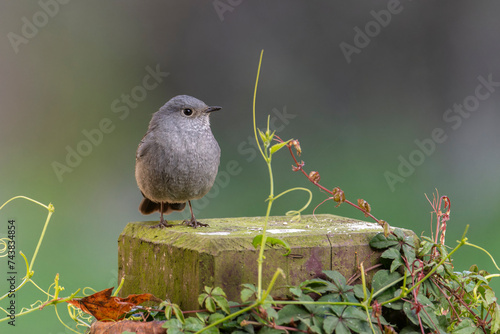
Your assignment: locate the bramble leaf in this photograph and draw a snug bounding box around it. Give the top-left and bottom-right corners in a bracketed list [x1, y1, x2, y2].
[370, 233, 399, 249]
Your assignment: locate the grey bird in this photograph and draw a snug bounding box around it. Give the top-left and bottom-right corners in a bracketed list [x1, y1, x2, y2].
[135, 95, 221, 228]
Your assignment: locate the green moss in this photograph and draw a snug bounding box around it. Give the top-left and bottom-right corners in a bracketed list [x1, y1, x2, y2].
[118, 214, 413, 309]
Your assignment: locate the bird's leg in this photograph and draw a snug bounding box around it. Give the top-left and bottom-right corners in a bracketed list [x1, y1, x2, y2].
[183, 201, 209, 228]
[149, 202, 174, 228]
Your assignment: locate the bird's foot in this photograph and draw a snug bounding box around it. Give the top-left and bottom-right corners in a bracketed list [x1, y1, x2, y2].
[183, 219, 209, 228]
[149, 219, 175, 228]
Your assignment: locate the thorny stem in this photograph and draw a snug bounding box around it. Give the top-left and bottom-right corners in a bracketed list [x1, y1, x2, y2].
[379, 225, 469, 307]
[442, 284, 488, 333]
[430, 277, 461, 321]
[283, 141, 383, 225]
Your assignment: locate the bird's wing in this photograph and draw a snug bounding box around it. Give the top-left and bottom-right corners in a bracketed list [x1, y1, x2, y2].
[136, 119, 162, 160]
[136, 133, 156, 160]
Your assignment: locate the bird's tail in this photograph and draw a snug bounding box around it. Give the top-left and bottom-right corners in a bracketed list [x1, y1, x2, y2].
[139, 198, 186, 215]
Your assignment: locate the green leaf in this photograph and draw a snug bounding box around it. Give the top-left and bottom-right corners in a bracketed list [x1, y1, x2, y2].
[298, 293, 316, 313]
[320, 270, 357, 303]
[342, 307, 372, 333]
[317, 293, 342, 304]
[305, 278, 330, 288]
[418, 239, 434, 257]
[402, 238, 416, 266]
[485, 288, 497, 305]
[451, 317, 477, 334]
[422, 280, 442, 302]
[212, 287, 227, 297]
[393, 228, 405, 239]
[372, 270, 402, 303]
[162, 318, 183, 332]
[164, 303, 173, 320]
[206, 297, 217, 313]
[372, 270, 402, 294]
[491, 303, 500, 333]
[240, 286, 255, 303]
[258, 328, 285, 334]
[269, 140, 290, 155]
[289, 286, 303, 298]
[266, 306, 279, 320]
[161, 301, 184, 323]
[323, 270, 346, 284]
[252, 235, 291, 256]
[208, 312, 225, 324]
[353, 284, 365, 300]
[416, 294, 439, 329]
[196, 312, 210, 322]
[323, 316, 339, 334]
[400, 327, 420, 334]
[276, 304, 308, 325]
[198, 293, 208, 308]
[403, 301, 419, 327]
[257, 128, 267, 144]
[172, 303, 185, 324]
[252, 234, 263, 248]
[381, 247, 401, 260]
[324, 316, 350, 334]
[213, 295, 230, 314]
[383, 298, 403, 310]
[402, 294, 440, 332]
[370, 233, 399, 249]
[326, 306, 373, 334]
[241, 283, 256, 290]
[182, 317, 207, 332]
[390, 256, 404, 273]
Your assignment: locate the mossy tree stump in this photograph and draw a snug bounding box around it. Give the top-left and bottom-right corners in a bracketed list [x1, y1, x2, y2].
[118, 214, 407, 310]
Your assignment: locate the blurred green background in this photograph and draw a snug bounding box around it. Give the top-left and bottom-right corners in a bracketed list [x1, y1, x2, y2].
[1, 1, 500, 332]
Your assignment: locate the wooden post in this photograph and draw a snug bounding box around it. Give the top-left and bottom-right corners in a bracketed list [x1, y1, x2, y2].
[118, 214, 411, 310]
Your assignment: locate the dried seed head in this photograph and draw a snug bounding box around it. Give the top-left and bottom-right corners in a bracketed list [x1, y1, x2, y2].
[357, 199, 371, 216]
[289, 139, 301, 156]
[332, 187, 345, 207]
[309, 171, 320, 183]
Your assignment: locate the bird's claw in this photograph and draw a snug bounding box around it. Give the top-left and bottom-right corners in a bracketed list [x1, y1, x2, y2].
[183, 219, 209, 228]
[149, 219, 175, 228]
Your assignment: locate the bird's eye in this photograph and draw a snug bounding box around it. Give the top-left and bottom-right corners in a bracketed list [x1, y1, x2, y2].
[182, 108, 193, 116]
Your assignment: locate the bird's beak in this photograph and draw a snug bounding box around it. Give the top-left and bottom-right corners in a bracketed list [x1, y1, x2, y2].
[205, 106, 222, 113]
